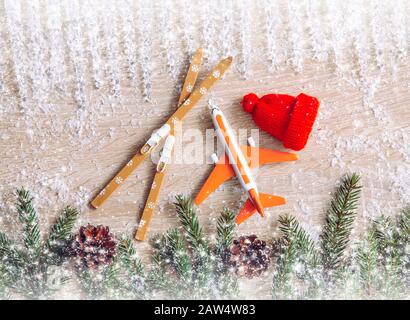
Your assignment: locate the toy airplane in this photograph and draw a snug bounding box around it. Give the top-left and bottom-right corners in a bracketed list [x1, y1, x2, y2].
[194, 103, 298, 225]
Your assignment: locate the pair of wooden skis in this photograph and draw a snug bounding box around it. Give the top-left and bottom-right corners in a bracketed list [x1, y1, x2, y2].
[90, 49, 233, 240]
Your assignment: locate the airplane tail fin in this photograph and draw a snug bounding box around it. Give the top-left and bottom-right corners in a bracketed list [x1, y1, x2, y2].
[236, 193, 286, 225]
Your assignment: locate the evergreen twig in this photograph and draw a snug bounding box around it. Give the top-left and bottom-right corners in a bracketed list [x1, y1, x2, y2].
[216, 208, 236, 255]
[321, 173, 362, 271]
[166, 228, 192, 278]
[372, 210, 409, 293]
[16, 188, 41, 255]
[77, 262, 121, 300]
[0, 231, 12, 258]
[148, 205, 239, 299]
[0, 188, 80, 298]
[0, 231, 27, 268]
[398, 206, 410, 242]
[118, 236, 144, 277]
[174, 195, 208, 257]
[46, 206, 79, 247]
[373, 215, 396, 251]
[356, 230, 378, 296]
[272, 215, 320, 299]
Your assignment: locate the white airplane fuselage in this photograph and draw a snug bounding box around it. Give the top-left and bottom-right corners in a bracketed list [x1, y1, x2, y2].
[211, 106, 265, 216]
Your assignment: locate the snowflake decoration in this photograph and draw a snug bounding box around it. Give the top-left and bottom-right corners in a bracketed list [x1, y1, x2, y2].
[115, 176, 123, 184]
[186, 83, 193, 92]
[212, 70, 220, 78]
[191, 64, 199, 72]
[183, 99, 190, 106]
[148, 202, 155, 209]
[199, 87, 207, 95]
[99, 188, 106, 196]
[139, 220, 146, 228]
[126, 160, 133, 166]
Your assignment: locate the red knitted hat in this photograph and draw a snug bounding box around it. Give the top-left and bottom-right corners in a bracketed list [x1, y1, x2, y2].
[242, 92, 320, 151]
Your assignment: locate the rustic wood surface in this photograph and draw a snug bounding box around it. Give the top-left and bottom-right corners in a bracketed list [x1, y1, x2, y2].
[1, 49, 410, 299]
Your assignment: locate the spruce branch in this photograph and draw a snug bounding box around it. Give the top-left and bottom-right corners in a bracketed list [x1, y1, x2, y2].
[105, 262, 120, 289]
[356, 230, 378, 295]
[1, 188, 80, 298]
[15, 188, 41, 255]
[398, 207, 410, 286]
[0, 264, 11, 299]
[148, 234, 189, 297]
[272, 215, 320, 299]
[321, 173, 362, 271]
[118, 236, 144, 277]
[174, 195, 213, 286]
[0, 231, 12, 257]
[77, 262, 121, 300]
[77, 268, 100, 298]
[216, 208, 236, 254]
[398, 206, 410, 242]
[373, 215, 396, 251]
[0, 231, 27, 267]
[174, 195, 208, 257]
[46, 206, 79, 247]
[277, 215, 319, 265]
[372, 209, 410, 291]
[149, 249, 173, 291]
[166, 228, 192, 278]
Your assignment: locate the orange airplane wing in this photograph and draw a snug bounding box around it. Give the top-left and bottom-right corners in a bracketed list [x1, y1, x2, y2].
[194, 153, 235, 205]
[240, 146, 298, 168]
[194, 147, 297, 206]
[236, 193, 286, 225]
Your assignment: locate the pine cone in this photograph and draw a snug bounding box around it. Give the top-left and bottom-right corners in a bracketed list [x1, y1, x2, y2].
[228, 235, 270, 278]
[72, 224, 117, 269]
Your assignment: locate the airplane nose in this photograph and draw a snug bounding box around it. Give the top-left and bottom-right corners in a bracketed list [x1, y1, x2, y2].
[249, 189, 265, 217]
[208, 100, 220, 114]
[254, 198, 265, 217]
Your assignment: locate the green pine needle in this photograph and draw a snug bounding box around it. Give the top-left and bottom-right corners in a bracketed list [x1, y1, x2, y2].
[118, 236, 144, 277]
[216, 208, 236, 254]
[0, 188, 80, 298]
[16, 188, 41, 255]
[47, 206, 79, 247]
[356, 230, 378, 294]
[0, 231, 29, 269]
[166, 228, 192, 278]
[373, 215, 396, 251]
[398, 206, 410, 241]
[278, 215, 319, 264]
[321, 173, 362, 271]
[174, 195, 208, 256]
[372, 215, 401, 267]
[0, 231, 11, 257]
[372, 210, 409, 294]
[273, 215, 320, 298]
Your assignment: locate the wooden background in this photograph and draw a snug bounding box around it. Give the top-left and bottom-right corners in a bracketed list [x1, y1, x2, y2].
[2, 59, 409, 298]
[0, 0, 409, 299]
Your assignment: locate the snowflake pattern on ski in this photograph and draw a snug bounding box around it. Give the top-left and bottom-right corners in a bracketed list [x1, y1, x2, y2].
[213, 70, 221, 78]
[126, 160, 133, 167]
[191, 64, 199, 73]
[138, 219, 146, 228]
